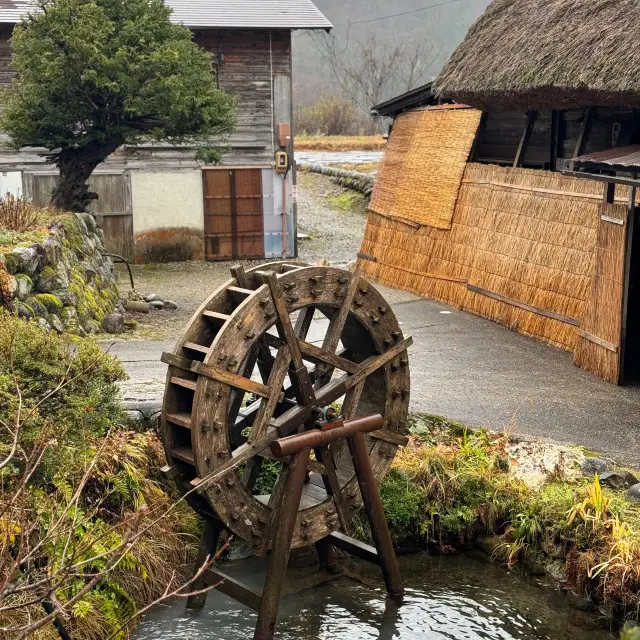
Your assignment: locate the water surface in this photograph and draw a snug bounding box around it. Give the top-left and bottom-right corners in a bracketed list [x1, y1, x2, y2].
[134, 552, 614, 639]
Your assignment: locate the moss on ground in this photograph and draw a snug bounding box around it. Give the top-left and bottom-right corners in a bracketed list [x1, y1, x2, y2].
[366, 414, 640, 625]
[326, 190, 367, 212]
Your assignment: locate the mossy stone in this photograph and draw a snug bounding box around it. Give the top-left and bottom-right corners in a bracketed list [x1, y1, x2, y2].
[16, 302, 34, 319]
[26, 296, 48, 317]
[48, 313, 64, 334]
[4, 253, 21, 275]
[35, 293, 63, 313]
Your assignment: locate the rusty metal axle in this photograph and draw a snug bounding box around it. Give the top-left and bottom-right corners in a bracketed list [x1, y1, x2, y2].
[270, 414, 384, 458]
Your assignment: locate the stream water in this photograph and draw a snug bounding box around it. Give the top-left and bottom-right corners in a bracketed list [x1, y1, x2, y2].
[133, 551, 615, 640]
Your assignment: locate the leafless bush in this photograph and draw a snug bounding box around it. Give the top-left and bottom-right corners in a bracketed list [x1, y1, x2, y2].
[0, 195, 40, 232]
[295, 95, 362, 136]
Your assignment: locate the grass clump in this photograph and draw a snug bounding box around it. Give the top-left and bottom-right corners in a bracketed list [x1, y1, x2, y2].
[371, 414, 640, 625]
[294, 134, 386, 152]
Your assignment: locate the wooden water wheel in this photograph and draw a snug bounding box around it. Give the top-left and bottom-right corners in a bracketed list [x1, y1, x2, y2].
[160, 261, 411, 551]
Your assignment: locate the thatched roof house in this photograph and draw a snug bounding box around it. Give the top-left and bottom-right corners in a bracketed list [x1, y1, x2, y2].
[358, 0, 640, 386]
[434, 0, 640, 111]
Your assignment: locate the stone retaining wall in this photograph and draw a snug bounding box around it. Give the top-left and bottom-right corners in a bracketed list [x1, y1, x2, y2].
[297, 162, 376, 197]
[0, 213, 118, 335]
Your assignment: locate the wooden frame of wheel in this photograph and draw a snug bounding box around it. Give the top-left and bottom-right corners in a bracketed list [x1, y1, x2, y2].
[160, 261, 411, 551]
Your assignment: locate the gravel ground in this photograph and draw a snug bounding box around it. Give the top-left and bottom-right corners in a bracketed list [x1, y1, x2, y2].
[114, 172, 415, 341]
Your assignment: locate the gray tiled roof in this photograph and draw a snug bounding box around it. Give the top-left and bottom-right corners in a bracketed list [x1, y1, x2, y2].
[0, 0, 332, 29]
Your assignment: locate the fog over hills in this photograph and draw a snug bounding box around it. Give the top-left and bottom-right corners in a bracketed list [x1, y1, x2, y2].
[292, 0, 493, 106]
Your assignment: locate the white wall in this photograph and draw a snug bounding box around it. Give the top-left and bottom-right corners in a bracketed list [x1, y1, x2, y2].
[0, 171, 23, 198]
[131, 170, 204, 235]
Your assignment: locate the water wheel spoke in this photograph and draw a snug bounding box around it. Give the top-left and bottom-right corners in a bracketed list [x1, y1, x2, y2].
[316, 263, 363, 388]
[249, 345, 292, 444]
[294, 306, 316, 340]
[258, 270, 317, 407]
[297, 340, 361, 375]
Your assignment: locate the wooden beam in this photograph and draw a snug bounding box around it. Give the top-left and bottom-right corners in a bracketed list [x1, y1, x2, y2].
[467, 284, 579, 326]
[550, 109, 561, 171]
[327, 532, 380, 565]
[571, 106, 595, 168]
[578, 329, 619, 354]
[205, 569, 262, 612]
[513, 111, 538, 168]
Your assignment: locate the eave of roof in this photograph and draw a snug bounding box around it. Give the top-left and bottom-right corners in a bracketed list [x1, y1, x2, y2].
[371, 82, 438, 118]
[0, 0, 333, 30]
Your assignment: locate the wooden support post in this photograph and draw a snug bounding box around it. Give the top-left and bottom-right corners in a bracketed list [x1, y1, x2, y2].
[513, 111, 538, 168]
[571, 106, 595, 169]
[254, 448, 312, 640]
[347, 433, 404, 600]
[619, 185, 637, 385]
[315, 537, 340, 574]
[186, 518, 224, 611]
[550, 109, 561, 171]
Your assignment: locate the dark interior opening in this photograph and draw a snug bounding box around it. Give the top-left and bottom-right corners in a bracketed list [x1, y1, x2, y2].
[623, 207, 640, 383]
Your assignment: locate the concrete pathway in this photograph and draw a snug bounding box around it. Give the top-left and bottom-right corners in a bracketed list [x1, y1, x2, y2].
[107, 296, 640, 467]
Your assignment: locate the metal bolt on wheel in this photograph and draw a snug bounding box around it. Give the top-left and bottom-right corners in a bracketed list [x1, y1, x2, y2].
[160, 261, 411, 550]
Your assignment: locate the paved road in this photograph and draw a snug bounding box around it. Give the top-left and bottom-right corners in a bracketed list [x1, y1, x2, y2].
[107, 296, 640, 467]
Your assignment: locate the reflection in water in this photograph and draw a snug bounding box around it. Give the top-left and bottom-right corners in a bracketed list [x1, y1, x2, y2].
[134, 553, 615, 640]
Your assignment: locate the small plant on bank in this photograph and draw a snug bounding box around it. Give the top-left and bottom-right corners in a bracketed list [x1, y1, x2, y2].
[374, 414, 640, 626]
[0, 195, 40, 233]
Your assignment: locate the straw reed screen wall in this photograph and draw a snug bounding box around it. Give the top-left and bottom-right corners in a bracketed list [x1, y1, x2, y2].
[369, 106, 482, 229]
[361, 164, 622, 362]
[574, 201, 629, 383]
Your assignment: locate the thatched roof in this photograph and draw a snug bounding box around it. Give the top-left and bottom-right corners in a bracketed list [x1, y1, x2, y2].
[434, 0, 640, 111]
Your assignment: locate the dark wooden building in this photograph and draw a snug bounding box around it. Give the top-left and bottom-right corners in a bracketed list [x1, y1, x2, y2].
[362, 0, 640, 385]
[0, 0, 331, 263]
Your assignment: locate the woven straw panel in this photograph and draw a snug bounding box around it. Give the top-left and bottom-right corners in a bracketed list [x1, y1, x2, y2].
[369, 106, 482, 229]
[361, 163, 611, 356]
[574, 202, 628, 384]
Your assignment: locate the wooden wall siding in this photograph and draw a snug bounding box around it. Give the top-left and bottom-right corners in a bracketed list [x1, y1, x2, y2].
[574, 201, 629, 383]
[194, 29, 291, 165]
[477, 108, 640, 167]
[360, 164, 606, 353]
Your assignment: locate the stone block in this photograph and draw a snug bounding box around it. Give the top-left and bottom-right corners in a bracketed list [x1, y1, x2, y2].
[103, 313, 125, 335]
[12, 247, 39, 276]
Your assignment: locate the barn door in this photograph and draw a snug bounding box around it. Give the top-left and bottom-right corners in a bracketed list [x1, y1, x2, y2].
[574, 192, 630, 384]
[28, 172, 134, 260]
[203, 168, 264, 261]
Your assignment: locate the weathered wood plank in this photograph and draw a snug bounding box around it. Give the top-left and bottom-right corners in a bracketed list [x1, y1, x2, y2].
[191, 361, 271, 398]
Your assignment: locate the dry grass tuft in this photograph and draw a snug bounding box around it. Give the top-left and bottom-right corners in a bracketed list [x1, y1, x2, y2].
[295, 135, 386, 152]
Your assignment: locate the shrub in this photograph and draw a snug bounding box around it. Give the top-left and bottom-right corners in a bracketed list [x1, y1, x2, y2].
[0, 315, 201, 638]
[295, 95, 362, 136]
[0, 195, 41, 232]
